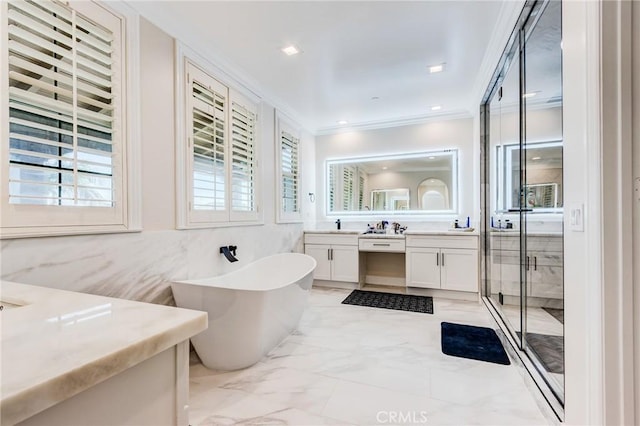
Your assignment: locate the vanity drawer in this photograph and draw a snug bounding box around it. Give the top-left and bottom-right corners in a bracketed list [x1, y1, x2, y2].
[359, 238, 406, 252]
[406, 235, 477, 249]
[304, 233, 359, 246]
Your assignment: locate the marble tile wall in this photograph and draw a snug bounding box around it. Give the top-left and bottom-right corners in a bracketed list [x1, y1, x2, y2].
[0, 224, 304, 306]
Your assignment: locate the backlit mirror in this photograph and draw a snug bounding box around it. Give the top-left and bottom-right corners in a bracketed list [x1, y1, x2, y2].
[327, 150, 458, 215]
[496, 140, 563, 213]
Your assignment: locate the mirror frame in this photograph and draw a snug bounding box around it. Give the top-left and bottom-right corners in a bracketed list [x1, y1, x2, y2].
[325, 150, 459, 217]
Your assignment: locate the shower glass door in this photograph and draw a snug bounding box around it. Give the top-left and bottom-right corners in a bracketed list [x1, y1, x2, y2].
[487, 39, 522, 341]
[522, 0, 564, 400]
[482, 0, 564, 407]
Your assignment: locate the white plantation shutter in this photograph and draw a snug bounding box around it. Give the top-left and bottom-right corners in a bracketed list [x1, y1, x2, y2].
[2, 0, 126, 230]
[280, 129, 300, 215]
[342, 166, 355, 211]
[328, 164, 335, 212]
[229, 91, 259, 221]
[180, 59, 262, 227]
[186, 62, 228, 223]
[358, 169, 366, 210]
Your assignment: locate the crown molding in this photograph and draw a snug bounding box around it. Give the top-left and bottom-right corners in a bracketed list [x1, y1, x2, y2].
[125, 1, 316, 133]
[468, 0, 526, 111]
[315, 110, 472, 136]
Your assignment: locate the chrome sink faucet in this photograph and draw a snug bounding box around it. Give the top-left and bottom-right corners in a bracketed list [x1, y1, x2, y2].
[335, 219, 341, 230]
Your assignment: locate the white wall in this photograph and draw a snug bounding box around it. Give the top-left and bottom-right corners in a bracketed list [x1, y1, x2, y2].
[314, 117, 474, 230]
[0, 18, 315, 305]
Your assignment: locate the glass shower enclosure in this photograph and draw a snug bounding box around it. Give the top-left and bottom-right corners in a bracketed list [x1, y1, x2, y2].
[481, 0, 564, 408]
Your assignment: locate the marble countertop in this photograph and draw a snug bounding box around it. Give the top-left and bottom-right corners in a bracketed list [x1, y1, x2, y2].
[305, 230, 479, 237]
[303, 230, 361, 235]
[0, 281, 207, 425]
[404, 230, 479, 236]
[488, 229, 563, 237]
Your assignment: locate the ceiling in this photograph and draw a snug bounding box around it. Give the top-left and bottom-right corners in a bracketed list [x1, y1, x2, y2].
[135, 1, 506, 133]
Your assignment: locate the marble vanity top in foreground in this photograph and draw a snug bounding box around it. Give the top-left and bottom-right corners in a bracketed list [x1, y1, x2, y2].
[0, 281, 207, 425]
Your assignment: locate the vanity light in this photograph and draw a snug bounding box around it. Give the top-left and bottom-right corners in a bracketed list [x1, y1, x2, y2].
[431, 105, 442, 111]
[429, 63, 445, 73]
[281, 45, 300, 56]
[428, 156, 436, 160]
[337, 120, 348, 125]
[382, 166, 388, 170]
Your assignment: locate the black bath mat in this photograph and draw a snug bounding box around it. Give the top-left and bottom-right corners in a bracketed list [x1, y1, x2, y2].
[341, 290, 433, 314]
[518, 332, 564, 374]
[441, 322, 511, 365]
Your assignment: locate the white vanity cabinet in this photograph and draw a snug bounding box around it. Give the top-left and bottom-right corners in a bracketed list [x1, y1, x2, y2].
[405, 235, 479, 292]
[304, 233, 359, 283]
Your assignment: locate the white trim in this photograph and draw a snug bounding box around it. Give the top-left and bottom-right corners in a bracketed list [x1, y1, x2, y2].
[599, 0, 635, 423]
[104, 0, 142, 233]
[315, 110, 471, 136]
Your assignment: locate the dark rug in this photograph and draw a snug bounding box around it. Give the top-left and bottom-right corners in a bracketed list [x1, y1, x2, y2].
[441, 322, 510, 365]
[341, 290, 433, 314]
[518, 332, 564, 374]
[542, 307, 564, 325]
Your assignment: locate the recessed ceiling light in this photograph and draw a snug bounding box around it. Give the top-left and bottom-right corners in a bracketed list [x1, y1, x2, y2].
[337, 120, 348, 125]
[523, 92, 537, 98]
[281, 45, 300, 56]
[428, 156, 436, 160]
[431, 105, 442, 111]
[429, 63, 445, 73]
[532, 156, 541, 160]
[382, 166, 388, 170]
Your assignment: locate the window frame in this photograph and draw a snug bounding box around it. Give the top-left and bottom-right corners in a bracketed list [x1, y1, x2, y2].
[275, 111, 303, 224]
[0, 0, 141, 239]
[175, 45, 262, 229]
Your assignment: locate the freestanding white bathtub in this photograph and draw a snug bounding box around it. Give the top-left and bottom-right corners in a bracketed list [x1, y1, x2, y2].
[171, 253, 316, 370]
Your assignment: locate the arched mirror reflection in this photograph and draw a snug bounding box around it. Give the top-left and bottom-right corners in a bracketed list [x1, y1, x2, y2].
[417, 178, 450, 210]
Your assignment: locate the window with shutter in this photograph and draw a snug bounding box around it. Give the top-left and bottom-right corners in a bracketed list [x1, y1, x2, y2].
[276, 113, 302, 223]
[178, 54, 262, 227]
[230, 90, 259, 222]
[2, 0, 131, 236]
[186, 62, 228, 223]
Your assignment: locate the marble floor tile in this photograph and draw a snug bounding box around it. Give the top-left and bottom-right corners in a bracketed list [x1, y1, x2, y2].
[188, 287, 552, 426]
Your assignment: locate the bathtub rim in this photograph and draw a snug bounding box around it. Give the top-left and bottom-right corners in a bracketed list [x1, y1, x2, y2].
[172, 252, 317, 292]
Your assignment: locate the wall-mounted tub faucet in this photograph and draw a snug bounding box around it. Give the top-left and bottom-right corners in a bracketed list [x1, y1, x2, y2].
[220, 245, 239, 262]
